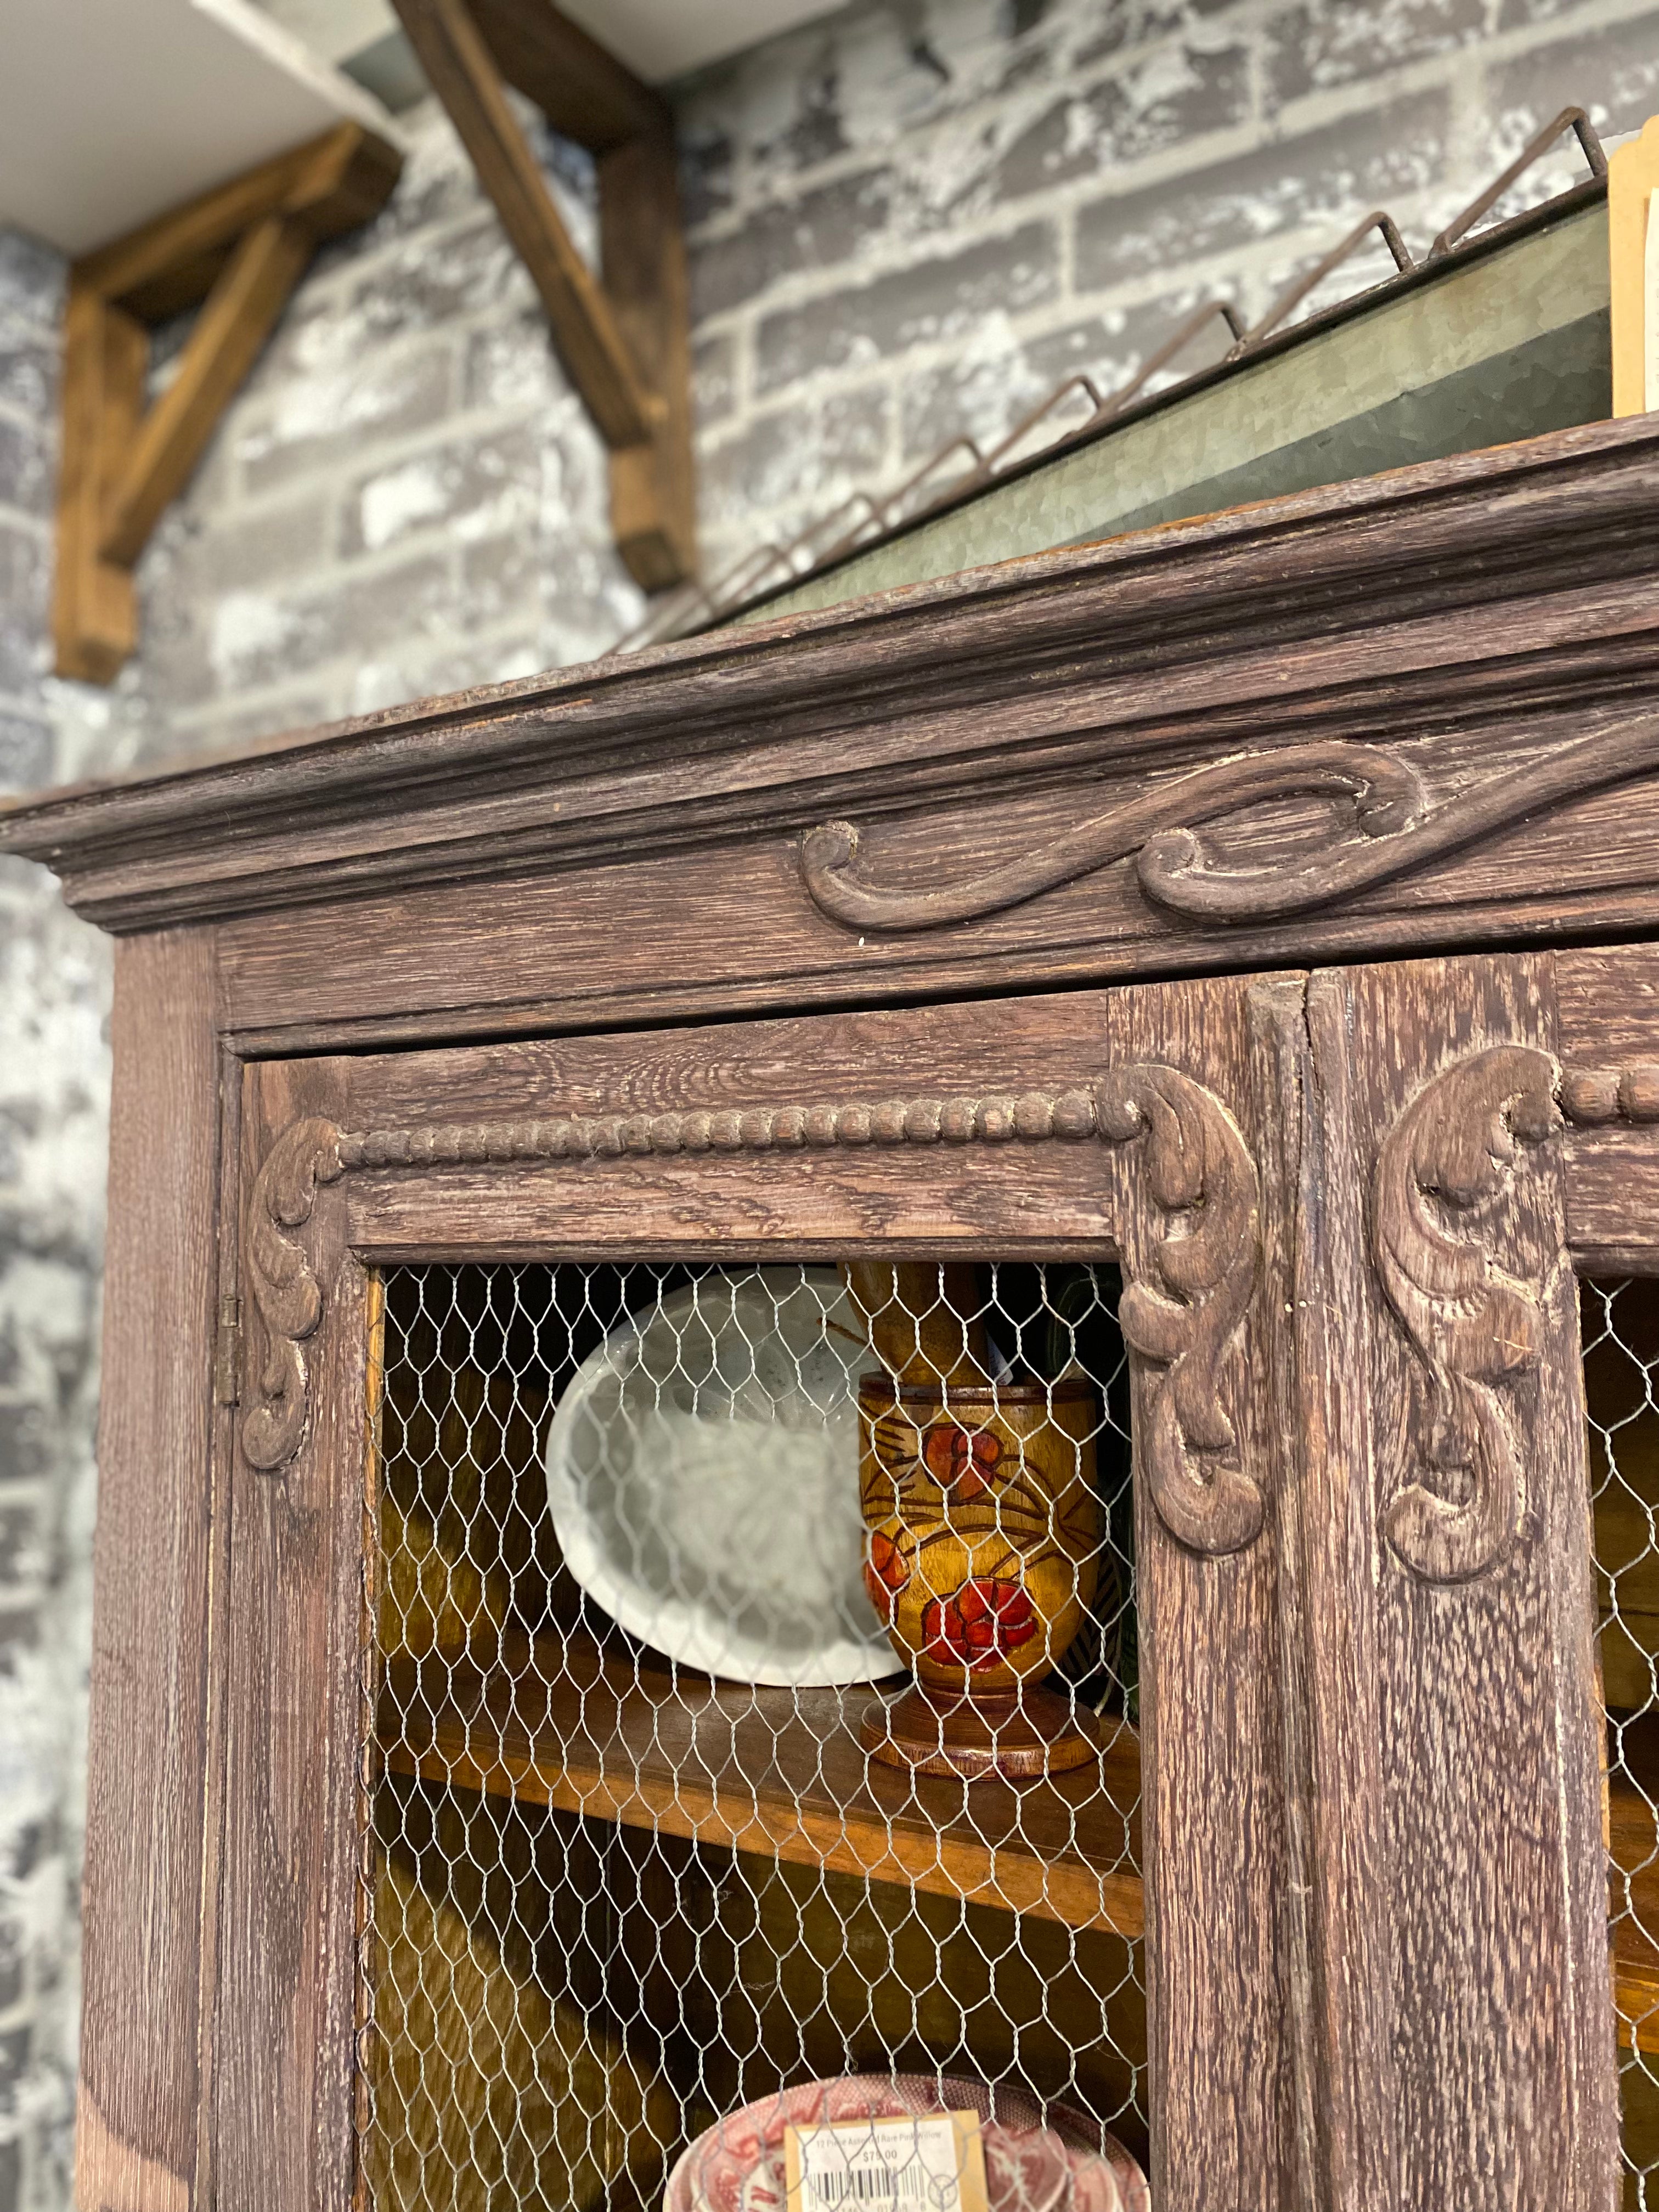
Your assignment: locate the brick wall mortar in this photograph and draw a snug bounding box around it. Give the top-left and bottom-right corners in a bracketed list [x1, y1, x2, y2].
[0, 222, 103, 2212]
[680, 0, 1659, 569]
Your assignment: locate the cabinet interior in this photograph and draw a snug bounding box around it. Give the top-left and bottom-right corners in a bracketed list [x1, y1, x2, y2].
[363, 1259, 1147, 2209]
[358, 1260, 1659, 2208]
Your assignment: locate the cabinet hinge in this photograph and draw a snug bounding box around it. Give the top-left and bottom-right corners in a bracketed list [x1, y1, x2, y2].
[214, 1293, 242, 1406]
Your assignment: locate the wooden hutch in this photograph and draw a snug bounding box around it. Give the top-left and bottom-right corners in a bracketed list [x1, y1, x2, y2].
[10, 406, 1659, 2210]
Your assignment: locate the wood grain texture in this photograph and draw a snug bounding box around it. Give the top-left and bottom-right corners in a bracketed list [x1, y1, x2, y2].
[469, 0, 665, 150]
[53, 125, 399, 683]
[77, 930, 223, 2212]
[212, 1056, 369, 2212]
[10, 412, 1659, 947]
[1562, 1138, 1659, 1271]
[1558, 946, 1659, 1065]
[51, 282, 145, 684]
[75, 124, 402, 318]
[802, 718, 1659, 932]
[204, 781, 1659, 1056]
[1098, 1064, 1264, 1556]
[258, 986, 1141, 1146]
[242, 1080, 1127, 1465]
[390, 0, 655, 451]
[239, 1057, 1262, 1584]
[381, 1636, 1143, 1938]
[1308, 954, 1616, 2208]
[1372, 1045, 1562, 1583]
[1104, 976, 1295, 2211]
[100, 216, 312, 567]
[1248, 974, 1392, 2212]
[600, 127, 696, 590]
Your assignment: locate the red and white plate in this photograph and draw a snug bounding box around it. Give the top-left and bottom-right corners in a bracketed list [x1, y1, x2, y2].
[662, 2076, 1147, 2212]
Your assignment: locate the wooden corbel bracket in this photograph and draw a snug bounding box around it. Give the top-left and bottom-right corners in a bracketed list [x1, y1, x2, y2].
[391, 0, 695, 592]
[53, 122, 402, 684]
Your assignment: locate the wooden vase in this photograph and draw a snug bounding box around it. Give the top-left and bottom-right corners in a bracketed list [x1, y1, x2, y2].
[843, 1260, 1103, 1779]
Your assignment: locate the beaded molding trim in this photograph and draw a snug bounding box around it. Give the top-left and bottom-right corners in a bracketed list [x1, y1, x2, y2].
[241, 1069, 1265, 1559]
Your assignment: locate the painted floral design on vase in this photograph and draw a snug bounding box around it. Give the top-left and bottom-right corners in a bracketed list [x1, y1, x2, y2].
[856, 1372, 1103, 1778]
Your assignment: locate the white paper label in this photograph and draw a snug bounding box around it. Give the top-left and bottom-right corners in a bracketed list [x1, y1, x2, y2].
[787, 2114, 983, 2212]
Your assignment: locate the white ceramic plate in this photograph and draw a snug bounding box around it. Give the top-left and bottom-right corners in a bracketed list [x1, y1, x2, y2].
[543, 1268, 903, 1686]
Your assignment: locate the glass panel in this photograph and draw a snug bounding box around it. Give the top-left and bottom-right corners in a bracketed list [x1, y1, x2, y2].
[1585, 1277, 1659, 2210]
[360, 1260, 1148, 2212]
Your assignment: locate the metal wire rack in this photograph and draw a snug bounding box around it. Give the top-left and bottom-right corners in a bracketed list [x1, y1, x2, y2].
[613, 106, 1607, 657]
[360, 1259, 1146, 2212]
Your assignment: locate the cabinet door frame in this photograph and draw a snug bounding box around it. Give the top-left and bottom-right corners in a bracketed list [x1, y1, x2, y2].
[89, 948, 1659, 2212]
[217, 974, 1298, 2212]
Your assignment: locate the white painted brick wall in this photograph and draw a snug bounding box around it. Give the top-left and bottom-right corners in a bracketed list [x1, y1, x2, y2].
[678, 0, 1659, 579]
[0, 231, 103, 2212]
[1, 0, 1655, 2199]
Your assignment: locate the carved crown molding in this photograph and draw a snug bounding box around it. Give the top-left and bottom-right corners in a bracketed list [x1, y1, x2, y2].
[5, 414, 1659, 937]
[1373, 1048, 1659, 1585]
[801, 716, 1659, 934]
[242, 1070, 1265, 1559]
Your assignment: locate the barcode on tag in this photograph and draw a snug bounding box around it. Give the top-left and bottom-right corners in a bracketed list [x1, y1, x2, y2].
[806, 2164, 926, 2204]
[785, 2112, 988, 2212]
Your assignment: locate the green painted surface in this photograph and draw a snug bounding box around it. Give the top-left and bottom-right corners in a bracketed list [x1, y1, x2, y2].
[740, 201, 1610, 624]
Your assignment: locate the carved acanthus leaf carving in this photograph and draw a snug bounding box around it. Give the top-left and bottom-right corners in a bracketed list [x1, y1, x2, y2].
[800, 716, 1659, 934]
[241, 1074, 1265, 1559]
[241, 1115, 346, 1472]
[1098, 1066, 1264, 1556]
[1372, 1045, 1560, 1584]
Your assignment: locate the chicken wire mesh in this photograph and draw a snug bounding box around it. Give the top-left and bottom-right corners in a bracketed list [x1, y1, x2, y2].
[360, 1260, 1147, 2212]
[1586, 1274, 1659, 2210]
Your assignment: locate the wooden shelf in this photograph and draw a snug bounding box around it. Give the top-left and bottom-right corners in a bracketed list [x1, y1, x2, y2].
[380, 1638, 1659, 2046]
[379, 1635, 1144, 1940]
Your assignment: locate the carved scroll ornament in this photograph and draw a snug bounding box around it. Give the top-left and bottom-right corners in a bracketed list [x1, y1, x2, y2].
[242, 1071, 1265, 1558]
[1372, 1046, 1659, 1584]
[800, 716, 1659, 934]
[241, 1116, 346, 1471]
[1099, 1067, 1263, 1555]
[1373, 1046, 1561, 1584]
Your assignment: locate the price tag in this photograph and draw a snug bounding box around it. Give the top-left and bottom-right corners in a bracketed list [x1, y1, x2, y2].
[784, 2111, 989, 2212]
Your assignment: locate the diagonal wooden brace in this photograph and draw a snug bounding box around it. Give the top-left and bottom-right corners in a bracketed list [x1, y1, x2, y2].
[53, 123, 402, 684]
[391, 0, 696, 591]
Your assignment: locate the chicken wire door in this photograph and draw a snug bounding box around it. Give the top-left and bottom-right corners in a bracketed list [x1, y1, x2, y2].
[1585, 1273, 1659, 2209]
[217, 965, 1624, 2212]
[368, 1259, 1144, 2212]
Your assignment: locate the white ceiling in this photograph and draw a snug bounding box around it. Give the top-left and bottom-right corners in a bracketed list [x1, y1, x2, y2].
[258, 0, 843, 86]
[560, 0, 842, 82]
[0, 0, 396, 256]
[0, 0, 838, 259]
